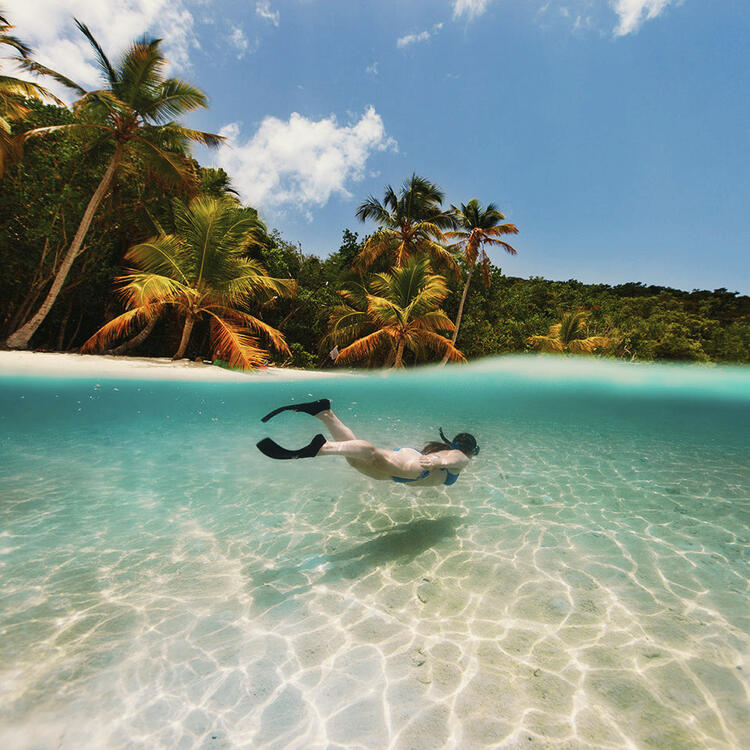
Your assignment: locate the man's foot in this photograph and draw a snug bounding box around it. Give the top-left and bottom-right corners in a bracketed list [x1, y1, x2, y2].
[261, 399, 331, 423]
[256, 433, 326, 459]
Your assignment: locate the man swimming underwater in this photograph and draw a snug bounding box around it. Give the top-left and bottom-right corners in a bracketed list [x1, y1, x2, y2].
[256, 399, 479, 487]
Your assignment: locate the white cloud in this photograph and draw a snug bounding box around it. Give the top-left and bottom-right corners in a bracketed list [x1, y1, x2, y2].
[215, 107, 397, 214]
[397, 22, 443, 48]
[8, 0, 197, 96]
[611, 0, 678, 36]
[453, 0, 495, 21]
[228, 25, 251, 58]
[535, 0, 680, 36]
[397, 30, 430, 48]
[256, 1, 280, 27]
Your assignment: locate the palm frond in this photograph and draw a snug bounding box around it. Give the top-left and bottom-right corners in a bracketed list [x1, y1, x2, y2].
[81, 304, 160, 352]
[352, 230, 397, 273]
[0, 75, 63, 105]
[144, 78, 208, 122]
[325, 310, 373, 348]
[223, 269, 296, 305]
[414, 307, 455, 330]
[0, 27, 31, 57]
[74, 19, 117, 88]
[205, 310, 267, 370]
[117, 271, 191, 307]
[73, 89, 123, 118]
[130, 135, 198, 190]
[335, 330, 389, 364]
[118, 38, 165, 108]
[209, 306, 290, 355]
[568, 336, 611, 354]
[484, 223, 519, 237]
[19, 122, 107, 139]
[355, 195, 391, 225]
[403, 172, 445, 207]
[481, 237, 518, 256]
[366, 295, 404, 328]
[14, 58, 86, 96]
[124, 236, 190, 284]
[416, 330, 466, 362]
[480, 254, 492, 289]
[420, 240, 460, 276]
[527, 335, 564, 353]
[154, 121, 223, 147]
[417, 221, 447, 241]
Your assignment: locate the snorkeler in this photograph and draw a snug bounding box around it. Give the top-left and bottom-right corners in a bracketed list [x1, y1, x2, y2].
[256, 399, 479, 487]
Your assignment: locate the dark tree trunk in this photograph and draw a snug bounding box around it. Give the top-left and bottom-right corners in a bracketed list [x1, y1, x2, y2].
[441, 264, 473, 365]
[56, 299, 73, 351]
[110, 314, 160, 355]
[6, 145, 124, 349]
[173, 315, 195, 359]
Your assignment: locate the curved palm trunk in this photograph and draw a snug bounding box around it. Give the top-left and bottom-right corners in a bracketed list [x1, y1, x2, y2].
[393, 337, 406, 368]
[109, 314, 159, 355]
[173, 314, 195, 359]
[441, 264, 474, 365]
[6, 145, 124, 349]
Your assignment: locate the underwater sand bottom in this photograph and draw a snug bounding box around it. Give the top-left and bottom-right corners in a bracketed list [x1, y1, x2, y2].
[1, 436, 748, 750]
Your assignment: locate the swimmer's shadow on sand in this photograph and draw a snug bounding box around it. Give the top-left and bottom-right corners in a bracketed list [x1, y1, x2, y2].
[249, 515, 465, 602]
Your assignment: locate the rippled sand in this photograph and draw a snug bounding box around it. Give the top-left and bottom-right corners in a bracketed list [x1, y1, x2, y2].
[1, 362, 748, 748]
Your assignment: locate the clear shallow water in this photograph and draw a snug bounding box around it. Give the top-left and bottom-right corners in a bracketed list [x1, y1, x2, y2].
[1, 357, 749, 749]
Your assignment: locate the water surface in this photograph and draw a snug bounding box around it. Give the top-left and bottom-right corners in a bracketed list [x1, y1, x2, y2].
[1, 357, 749, 749]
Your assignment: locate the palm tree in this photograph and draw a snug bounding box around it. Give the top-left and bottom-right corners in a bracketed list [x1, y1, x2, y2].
[5, 20, 221, 349]
[81, 196, 296, 369]
[0, 9, 62, 175]
[440, 198, 518, 363]
[527, 310, 611, 354]
[329, 257, 464, 368]
[353, 173, 457, 276]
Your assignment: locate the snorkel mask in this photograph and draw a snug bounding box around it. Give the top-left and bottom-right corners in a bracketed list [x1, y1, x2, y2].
[439, 428, 480, 457]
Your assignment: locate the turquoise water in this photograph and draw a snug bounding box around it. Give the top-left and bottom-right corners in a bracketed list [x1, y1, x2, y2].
[1, 357, 749, 749]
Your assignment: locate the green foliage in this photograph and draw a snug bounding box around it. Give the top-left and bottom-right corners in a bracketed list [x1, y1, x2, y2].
[1, 104, 747, 365]
[445, 269, 749, 363]
[82, 196, 294, 368]
[328, 256, 463, 368]
[0, 100, 198, 348]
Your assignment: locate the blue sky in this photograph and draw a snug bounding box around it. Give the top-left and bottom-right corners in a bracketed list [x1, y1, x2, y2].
[11, 0, 750, 292]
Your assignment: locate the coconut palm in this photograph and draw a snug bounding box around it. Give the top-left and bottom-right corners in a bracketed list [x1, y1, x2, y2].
[0, 9, 62, 175]
[81, 196, 295, 369]
[330, 257, 464, 368]
[5, 20, 221, 349]
[527, 310, 611, 354]
[440, 198, 518, 363]
[353, 173, 457, 276]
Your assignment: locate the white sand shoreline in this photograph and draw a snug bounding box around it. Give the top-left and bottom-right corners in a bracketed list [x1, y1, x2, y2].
[0, 351, 345, 382]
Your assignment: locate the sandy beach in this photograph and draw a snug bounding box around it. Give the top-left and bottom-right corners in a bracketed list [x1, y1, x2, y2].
[0, 351, 342, 382]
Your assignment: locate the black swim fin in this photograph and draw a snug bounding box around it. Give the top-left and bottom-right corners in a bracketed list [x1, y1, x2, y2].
[256, 433, 326, 459]
[261, 398, 331, 423]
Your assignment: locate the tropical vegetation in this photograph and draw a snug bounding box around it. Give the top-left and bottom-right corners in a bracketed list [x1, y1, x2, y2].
[5, 20, 220, 349]
[441, 199, 518, 363]
[1, 12, 748, 368]
[0, 10, 60, 176]
[527, 310, 611, 354]
[353, 173, 457, 276]
[81, 196, 294, 368]
[328, 257, 464, 367]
